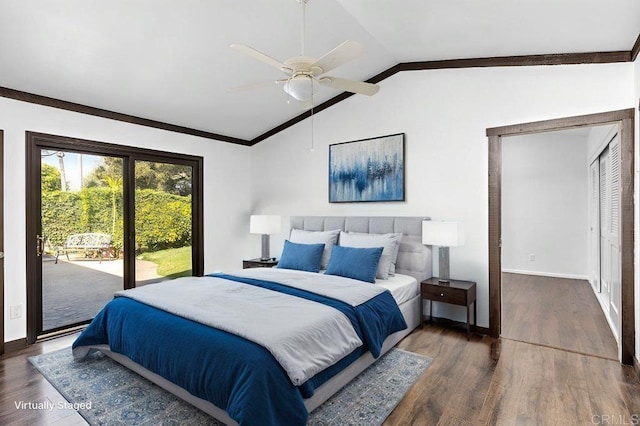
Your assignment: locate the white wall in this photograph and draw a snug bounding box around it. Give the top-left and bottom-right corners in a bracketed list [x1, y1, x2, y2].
[2, 61, 637, 342]
[501, 132, 589, 279]
[1, 97, 253, 342]
[251, 63, 635, 327]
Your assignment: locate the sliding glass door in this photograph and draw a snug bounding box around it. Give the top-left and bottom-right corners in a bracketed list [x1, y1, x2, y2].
[40, 151, 124, 332]
[134, 160, 193, 286]
[26, 133, 203, 342]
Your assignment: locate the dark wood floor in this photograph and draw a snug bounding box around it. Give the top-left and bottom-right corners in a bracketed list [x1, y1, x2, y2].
[2, 324, 639, 426]
[0, 333, 87, 425]
[390, 327, 640, 425]
[501, 273, 618, 360]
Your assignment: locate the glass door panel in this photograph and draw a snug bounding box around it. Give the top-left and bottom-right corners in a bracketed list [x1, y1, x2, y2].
[27, 132, 203, 342]
[134, 160, 193, 286]
[41, 151, 124, 332]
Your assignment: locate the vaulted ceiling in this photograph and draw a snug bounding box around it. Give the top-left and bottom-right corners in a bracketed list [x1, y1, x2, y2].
[1, 1, 638, 144]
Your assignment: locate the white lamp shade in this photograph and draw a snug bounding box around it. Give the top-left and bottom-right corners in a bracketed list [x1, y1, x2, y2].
[283, 75, 314, 101]
[422, 221, 465, 247]
[250, 215, 282, 235]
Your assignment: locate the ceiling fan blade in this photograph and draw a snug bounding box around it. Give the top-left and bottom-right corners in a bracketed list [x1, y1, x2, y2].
[230, 44, 289, 72]
[318, 76, 380, 96]
[310, 41, 365, 74]
[228, 79, 287, 92]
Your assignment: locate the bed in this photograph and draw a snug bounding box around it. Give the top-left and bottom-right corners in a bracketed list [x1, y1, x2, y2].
[72, 216, 432, 425]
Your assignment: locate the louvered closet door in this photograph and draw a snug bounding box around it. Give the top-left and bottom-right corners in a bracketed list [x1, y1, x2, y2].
[597, 133, 621, 340]
[599, 147, 611, 308]
[607, 134, 621, 336]
[589, 160, 600, 292]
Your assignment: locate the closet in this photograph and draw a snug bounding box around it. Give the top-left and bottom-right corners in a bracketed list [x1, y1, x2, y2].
[588, 129, 621, 341]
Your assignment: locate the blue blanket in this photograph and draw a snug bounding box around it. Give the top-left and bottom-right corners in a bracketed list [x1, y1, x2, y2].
[73, 274, 407, 425]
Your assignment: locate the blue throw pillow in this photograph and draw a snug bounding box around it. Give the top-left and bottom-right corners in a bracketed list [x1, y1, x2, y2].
[277, 240, 325, 273]
[325, 245, 384, 283]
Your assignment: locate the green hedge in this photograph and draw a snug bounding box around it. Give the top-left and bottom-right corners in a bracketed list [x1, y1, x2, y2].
[135, 189, 192, 251]
[42, 191, 87, 249]
[42, 188, 191, 253]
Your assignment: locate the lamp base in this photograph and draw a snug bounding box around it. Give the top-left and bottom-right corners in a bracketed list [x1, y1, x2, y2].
[438, 246, 450, 280]
[261, 234, 270, 261]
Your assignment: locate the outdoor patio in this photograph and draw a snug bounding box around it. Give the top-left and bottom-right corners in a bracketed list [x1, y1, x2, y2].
[42, 256, 167, 331]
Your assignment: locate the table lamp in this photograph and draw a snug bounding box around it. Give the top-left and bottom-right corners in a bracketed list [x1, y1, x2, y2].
[250, 215, 281, 260]
[422, 221, 465, 282]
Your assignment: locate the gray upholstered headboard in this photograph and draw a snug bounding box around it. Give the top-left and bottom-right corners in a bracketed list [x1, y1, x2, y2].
[289, 216, 432, 282]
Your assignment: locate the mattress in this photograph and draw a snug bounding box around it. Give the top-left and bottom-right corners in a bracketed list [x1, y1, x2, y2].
[73, 271, 408, 426]
[96, 292, 422, 425]
[376, 273, 418, 305]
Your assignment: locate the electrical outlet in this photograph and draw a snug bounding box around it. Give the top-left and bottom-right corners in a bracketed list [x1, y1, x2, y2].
[10, 305, 22, 319]
[529, 254, 536, 262]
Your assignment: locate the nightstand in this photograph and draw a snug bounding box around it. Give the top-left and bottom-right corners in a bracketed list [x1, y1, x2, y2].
[242, 258, 278, 269]
[421, 277, 476, 340]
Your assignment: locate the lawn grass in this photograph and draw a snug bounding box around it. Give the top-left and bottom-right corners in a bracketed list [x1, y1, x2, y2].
[138, 246, 192, 278]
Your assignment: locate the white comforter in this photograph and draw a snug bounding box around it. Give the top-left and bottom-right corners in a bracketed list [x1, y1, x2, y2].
[233, 267, 386, 306]
[113, 270, 384, 386]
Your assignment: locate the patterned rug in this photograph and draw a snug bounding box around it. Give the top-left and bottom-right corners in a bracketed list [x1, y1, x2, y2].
[29, 347, 431, 425]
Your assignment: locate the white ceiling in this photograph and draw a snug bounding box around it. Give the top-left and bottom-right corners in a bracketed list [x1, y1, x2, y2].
[0, 0, 638, 142]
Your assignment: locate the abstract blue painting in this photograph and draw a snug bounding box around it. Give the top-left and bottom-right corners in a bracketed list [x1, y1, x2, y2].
[329, 133, 405, 203]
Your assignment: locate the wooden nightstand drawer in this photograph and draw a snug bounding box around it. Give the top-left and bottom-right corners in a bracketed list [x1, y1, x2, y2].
[420, 277, 477, 340]
[243, 258, 278, 269]
[422, 284, 467, 305]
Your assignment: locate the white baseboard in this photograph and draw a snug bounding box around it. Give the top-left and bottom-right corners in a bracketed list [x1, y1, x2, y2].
[501, 269, 589, 281]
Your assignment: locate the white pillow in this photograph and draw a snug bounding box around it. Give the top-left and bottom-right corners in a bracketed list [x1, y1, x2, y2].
[339, 231, 402, 279]
[290, 229, 341, 270]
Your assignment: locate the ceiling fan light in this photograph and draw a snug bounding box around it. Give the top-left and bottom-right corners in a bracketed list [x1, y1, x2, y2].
[284, 75, 314, 101]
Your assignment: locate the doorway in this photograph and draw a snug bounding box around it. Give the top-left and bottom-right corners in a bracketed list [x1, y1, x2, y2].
[26, 132, 204, 343]
[487, 109, 635, 364]
[500, 126, 618, 360]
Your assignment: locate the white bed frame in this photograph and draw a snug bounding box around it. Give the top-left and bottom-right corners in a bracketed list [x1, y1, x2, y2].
[98, 216, 432, 425]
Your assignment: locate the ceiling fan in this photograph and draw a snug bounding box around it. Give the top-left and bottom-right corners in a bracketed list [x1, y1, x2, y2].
[229, 0, 380, 109]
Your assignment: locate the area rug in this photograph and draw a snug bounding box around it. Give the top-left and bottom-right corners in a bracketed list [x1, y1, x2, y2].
[29, 347, 431, 426]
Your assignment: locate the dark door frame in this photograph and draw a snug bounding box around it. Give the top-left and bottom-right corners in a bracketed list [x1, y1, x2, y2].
[25, 132, 204, 343]
[487, 108, 635, 364]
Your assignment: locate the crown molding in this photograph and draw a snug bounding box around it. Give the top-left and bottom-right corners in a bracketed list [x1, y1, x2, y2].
[399, 51, 630, 71]
[632, 34, 640, 62]
[0, 87, 251, 146]
[250, 50, 633, 145]
[1, 34, 638, 147]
